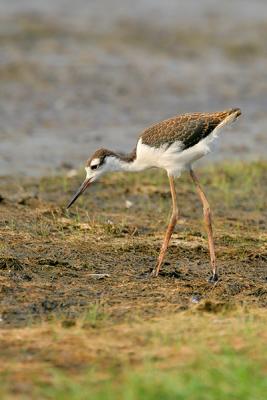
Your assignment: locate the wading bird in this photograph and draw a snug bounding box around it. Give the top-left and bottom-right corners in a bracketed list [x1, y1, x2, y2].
[67, 108, 241, 281]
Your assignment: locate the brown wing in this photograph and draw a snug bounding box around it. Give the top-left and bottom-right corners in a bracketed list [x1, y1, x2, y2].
[140, 108, 241, 150]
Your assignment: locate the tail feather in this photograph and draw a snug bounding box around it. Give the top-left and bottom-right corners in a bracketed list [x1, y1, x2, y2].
[227, 107, 241, 120]
[206, 107, 241, 145]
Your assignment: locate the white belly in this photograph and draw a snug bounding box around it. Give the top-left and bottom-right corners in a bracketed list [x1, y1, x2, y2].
[134, 136, 213, 177]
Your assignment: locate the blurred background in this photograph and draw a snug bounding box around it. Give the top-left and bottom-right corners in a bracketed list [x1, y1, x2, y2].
[0, 0, 266, 177]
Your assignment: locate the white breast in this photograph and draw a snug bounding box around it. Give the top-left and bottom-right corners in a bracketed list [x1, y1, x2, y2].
[131, 136, 209, 176]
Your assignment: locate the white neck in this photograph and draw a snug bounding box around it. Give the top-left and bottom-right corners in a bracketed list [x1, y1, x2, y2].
[105, 156, 145, 173]
[105, 138, 170, 173]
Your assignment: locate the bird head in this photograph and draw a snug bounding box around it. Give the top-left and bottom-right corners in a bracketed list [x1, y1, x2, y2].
[67, 148, 116, 209]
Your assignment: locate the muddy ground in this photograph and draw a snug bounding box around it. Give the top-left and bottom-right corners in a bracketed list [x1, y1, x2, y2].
[0, 162, 266, 328]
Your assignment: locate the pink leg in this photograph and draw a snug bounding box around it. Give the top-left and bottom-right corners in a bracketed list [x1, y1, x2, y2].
[190, 169, 218, 282]
[152, 175, 179, 277]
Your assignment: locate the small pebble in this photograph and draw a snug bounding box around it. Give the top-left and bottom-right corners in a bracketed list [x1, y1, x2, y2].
[191, 295, 201, 304]
[125, 200, 133, 209]
[88, 273, 110, 280]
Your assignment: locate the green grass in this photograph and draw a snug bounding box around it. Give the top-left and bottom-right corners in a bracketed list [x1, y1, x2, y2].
[1, 309, 267, 400]
[40, 353, 267, 400]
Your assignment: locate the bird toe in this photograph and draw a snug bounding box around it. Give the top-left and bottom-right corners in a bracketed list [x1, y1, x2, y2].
[208, 273, 219, 283]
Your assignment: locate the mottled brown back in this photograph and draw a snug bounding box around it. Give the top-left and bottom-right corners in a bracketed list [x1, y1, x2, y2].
[140, 108, 241, 149]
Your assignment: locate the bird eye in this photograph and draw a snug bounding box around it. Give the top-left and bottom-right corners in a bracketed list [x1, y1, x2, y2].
[91, 164, 98, 170]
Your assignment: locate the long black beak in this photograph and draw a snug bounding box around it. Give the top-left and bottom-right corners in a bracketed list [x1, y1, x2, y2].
[67, 178, 92, 209]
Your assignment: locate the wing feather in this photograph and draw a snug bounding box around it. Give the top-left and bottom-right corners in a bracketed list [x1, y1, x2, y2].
[141, 108, 241, 150]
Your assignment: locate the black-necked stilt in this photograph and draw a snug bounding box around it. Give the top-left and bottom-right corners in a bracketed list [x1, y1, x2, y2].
[67, 108, 241, 281]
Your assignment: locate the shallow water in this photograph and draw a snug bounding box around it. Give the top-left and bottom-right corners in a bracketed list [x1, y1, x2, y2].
[0, 0, 266, 176]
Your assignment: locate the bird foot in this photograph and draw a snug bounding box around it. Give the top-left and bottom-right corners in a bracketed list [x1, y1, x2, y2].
[150, 268, 159, 278]
[208, 273, 219, 283]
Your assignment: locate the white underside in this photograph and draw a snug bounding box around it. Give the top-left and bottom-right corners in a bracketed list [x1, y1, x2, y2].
[127, 111, 238, 177]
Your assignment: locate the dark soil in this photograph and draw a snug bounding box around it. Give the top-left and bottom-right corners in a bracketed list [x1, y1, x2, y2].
[0, 162, 266, 327]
